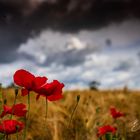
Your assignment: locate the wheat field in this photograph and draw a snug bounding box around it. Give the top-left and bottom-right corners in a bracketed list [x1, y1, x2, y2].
[1, 88, 140, 140]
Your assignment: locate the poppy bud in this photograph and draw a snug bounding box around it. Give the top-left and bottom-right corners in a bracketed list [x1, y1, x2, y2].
[3, 99, 7, 105]
[15, 88, 18, 96]
[16, 125, 20, 131]
[77, 95, 80, 102]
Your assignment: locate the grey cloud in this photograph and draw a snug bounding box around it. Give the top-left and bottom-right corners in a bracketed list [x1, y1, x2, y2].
[18, 44, 99, 67]
[43, 46, 97, 66]
[137, 51, 140, 62]
[0, 42, 140, 89]
[16, 30, 101, 67]
[113, 60, 133, 71]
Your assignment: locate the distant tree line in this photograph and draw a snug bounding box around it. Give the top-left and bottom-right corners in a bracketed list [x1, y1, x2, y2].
[89, 80, 100, 90]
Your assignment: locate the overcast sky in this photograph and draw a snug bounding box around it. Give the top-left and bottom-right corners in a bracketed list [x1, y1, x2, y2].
[0, 0, 140, 89]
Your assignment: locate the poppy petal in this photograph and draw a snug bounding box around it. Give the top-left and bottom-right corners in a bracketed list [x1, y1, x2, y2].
[0, 104, 27, 118]
[0, 120, 24, 135]
[12, 103, 27, 117]
[21, 89, 29, 96]
[13, 69, 35, 89]
[110, 107, 125, 119]
[33, 76, 47, 89]
[36, 94, 40, 101]
[47, 93, 63, 101]
[0, 105, 11, 118]
[35, 80, 64, 101]
[97, 125, 117, 137]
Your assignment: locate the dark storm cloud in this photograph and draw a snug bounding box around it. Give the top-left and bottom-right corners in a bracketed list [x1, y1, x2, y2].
[0, 0, 140, 32]
[0, 24, 29, 62]
[0, 0, 140, 63]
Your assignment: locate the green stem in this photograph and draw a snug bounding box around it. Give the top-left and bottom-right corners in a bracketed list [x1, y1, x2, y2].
[23, 93, 30, 140]
[16, 126, 19, 140]
[45, 99, 48, 121]
[5, 135, 8, 140]
[98, 137, 102, 140]
[0, 85, 3, 115]
[68, 96, 80, 128]
[16, 133, 19, 140]
[123, 121, 126, 140]
[27, 93, 31, 131]
[10, 94, 17, 120]
[23, 117, 27, 140]
[27, 94, 30, 118]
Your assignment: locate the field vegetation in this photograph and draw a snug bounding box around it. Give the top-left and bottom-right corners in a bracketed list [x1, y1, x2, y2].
[1, 87, 140, 140]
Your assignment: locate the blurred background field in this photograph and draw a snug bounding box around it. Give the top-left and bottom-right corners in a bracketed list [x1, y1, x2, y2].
[1, 88, 140, 140]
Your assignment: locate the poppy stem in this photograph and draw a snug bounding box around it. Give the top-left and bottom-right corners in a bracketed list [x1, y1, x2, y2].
[28, 93, 30, 117]
[16, 126, 19, 140]
[98, 137, 102, 140]
[16, 132, 19, 140]
[45, 99, 48, 121]
[10, 89, 18, 119]
[0, 84, 3, 115]
[23, 117, 27, 140]
[23, 93, 30, 140]
[68, 95, 80, 128]
[122, 121, 126, 140]
[0, 134, 5, 140]
[5, 135, 8, 140]
[27, 93, 31, 128]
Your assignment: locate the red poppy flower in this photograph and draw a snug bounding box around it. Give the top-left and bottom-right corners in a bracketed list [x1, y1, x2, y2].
[0, 120, 24, 135]
[14, 69, 47, 96]
[35, 80, 64, 101]
[97, 125, 117, 137]
[0, 103, 27, 118]
[110, 107, 125, 119]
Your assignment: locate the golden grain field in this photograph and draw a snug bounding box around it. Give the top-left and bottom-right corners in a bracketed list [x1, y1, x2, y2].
[1, 88, 140, 140]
